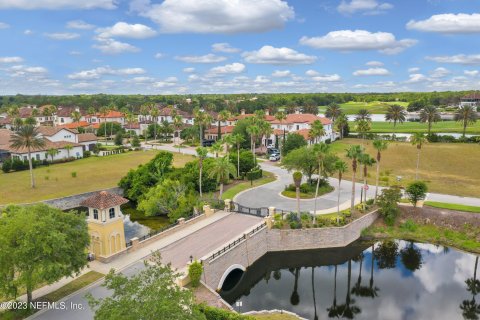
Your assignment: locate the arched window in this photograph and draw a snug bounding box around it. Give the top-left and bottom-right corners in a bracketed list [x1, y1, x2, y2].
[93, 209, 98, 220]
[109, 208, 115, 219]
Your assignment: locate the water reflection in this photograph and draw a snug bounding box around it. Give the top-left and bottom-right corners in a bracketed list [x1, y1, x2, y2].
[220, 240, 479, 320]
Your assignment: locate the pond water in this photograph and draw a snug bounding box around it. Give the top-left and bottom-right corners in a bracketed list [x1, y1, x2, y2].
[220, 240, 479, 320]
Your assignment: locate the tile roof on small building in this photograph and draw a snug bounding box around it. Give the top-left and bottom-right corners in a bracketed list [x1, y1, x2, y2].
[37, 126, 78, 136]
[80, 191, 129, 209]
[206, 125, 235, 135]
[77, 133, 98, 143]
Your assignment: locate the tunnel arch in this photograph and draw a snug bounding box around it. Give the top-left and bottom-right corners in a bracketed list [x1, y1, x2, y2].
[217, 264, 246, 291]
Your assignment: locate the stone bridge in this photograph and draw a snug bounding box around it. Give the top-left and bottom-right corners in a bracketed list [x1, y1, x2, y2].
[200, 210, 378, 291]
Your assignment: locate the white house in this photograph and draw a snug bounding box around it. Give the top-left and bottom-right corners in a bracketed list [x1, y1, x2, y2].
[460, 92, 480, 110]
[55, 106, 84, 126]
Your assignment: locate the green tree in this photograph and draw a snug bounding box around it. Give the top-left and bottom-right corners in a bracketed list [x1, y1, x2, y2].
[346, 145, 363, 212]
[377, 187, 402, 225]
[283, 133, 307, 156]
[293, 171, 303, 216]
[355, 119, 371, 145]
[208, 156, 237, 199]
[385, 105, 407, 139]
[325, 103, 342, 122]
[274, 111, 287, 152]
[312, 143, 335, 219]
[209, 141, 223, 158]
[308, 120, 325, 144]
[355, 109, 371, 122]
[188, 261, 203, 288]
[196, 147, 208, 198]
[405, 181, 428, 208]
[411, 132, 427, 180]
[150, 107, 160, 142]
[230, 134, 245, 177]
[71, 110, 82, 124]
[460, 257, 480, 320]
[419, 106, 441, 135]
[46, 148, 59, 162]
[335, 113, 349, 139]
[374, 240, 399, 269]
[98, 122, 122, 137]
[246, 124, 260, 165]
[228, 149, 254, 178]
[455, 105, 478, 138]
[87, 253, 204, 320]
[216, 110, 231, 140]
[24, 117, 36, 126]
[99, 106, 109, 140]
[400, 242, 423, 272]
[0, 204, 89, 305]
[334, 160, 348, 214]
[9, 125, 45, 188]
[131, 134, 140, 148]
[114, 131, 123, 146]
[372, 140, 388, 201]
[282, 146, 318, 183]
[358, 153, 375, 206]
[65, 144, 73, 158]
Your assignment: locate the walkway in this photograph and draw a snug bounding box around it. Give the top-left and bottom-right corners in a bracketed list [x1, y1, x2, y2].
[32, 212, 262, 319]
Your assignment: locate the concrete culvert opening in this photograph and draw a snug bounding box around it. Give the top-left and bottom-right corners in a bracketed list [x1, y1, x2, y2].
[221, 268, 245, 291]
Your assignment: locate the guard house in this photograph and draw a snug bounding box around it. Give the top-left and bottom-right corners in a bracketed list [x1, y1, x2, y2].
[80, 191, 129, 262]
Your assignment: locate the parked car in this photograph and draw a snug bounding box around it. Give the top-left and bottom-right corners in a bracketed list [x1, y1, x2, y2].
[269, 153, 280, 161]
[267, 144, 275, 149]
[201, 139, 215, 147]
[267, 148, 279, 155]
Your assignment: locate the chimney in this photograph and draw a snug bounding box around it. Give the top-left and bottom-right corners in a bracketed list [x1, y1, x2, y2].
[241, 109, 246, 115]
[295, 108, 300, 115]
[265, 109, 270, 116]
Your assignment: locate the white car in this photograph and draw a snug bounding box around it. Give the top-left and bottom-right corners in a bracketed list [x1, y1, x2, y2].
[269, 153, 280, 161]
[267, 144, 275, 149]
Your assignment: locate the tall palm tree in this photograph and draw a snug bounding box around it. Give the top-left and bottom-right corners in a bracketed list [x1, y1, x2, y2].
[411, 132, 427, 180]
[455, 105, 478, 138]
[355, 109, 371, 122]
[139, 104, 150, 143]
[372, 140, 388, 202]
[325, 103, 342, 122]
[359, 153, 375, 207]
[231, 134, 244, 177]
[246, 125, 260, 166]
[71, 110, 82, 125]
[24, 117, 36, 126]
[346, 145, 363, 212]
[208, 156, 237, 199]
[9, 125, 45, 188]
[209, 141, 223, 158]
[173, 115, 183, 151]
[290, 267, 301, 306]
[13, 117, 24, 131]
[367, 244, 379, 299]
[46, 148, 59, 162]
[419, 106, 441, 135]
[260, 120, 273, 151]
[64, 144, 73, 158]
[150, 107, 160, 143]
[196, 147, 208, 198]
[312, 267, 319, 320]
[221, 134, 234, 159]
[334, 160, 348, 214]
[99, 106, 109, 142]
[355, 119, 371, 145]
[194, 108, 210, 146]
[216, 110, 231, 140]
[460, 256, 480, 319]
[275, 111, 287, 151]
[293, 171, 303, 216]
[335, 113, 348, 139]
[327, 265, 340, 318]
[309, 120, 325, 144]
[385, 105, 407, 139]
[312, 143, 330, 219]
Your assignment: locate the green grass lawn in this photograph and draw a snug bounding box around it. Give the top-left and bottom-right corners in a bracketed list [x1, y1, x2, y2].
[0, 151, 194, 205]
[424, 201, 480, 213]
[319, 101, 409, 115]
[221, 171, 276, 200]
[43, 271, 104, 302]
[253, 314, 300, 320]
[281, 185, 334, 199]
[331, 138, 480, 198]
[349, 120, 480, 134]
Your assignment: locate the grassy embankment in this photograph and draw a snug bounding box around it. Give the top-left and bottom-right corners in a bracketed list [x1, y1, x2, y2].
[221, 171, 276, 200]
[330, 138, 480, 198]
[0, 151, 194, 205]
[318, 101, 408, 115]
[350, 120, 480, 134]
[424, 201, 480, 213]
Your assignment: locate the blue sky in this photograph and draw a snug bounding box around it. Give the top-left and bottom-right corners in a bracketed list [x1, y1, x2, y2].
[1, 0, 480, 95]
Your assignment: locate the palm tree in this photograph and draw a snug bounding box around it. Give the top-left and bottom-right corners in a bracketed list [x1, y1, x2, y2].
[275, 111, 287, 152]
[231, 134, 244, 177]
[358, 154, 375, 207]
[160, 120, 173, 142]
[346, 145, 363, 212]
[338, 260, 361, 319]
[222, 134, 234, 158]
[455, 105, 478, 138]
[150, 107, 160, 143]
[71, 110, 82, 125]
[335, 114, 348, 139]
[355, 119, 370, 145]
[411, 132, 427, 180]
[13, 117, 24, 131]
[290, 267, 301, 306]
[312, 143, 330, 219]
[208, 156, 237, 199]
[385, 105, 407, 139]
[367, 244, 379, 299]
[419, 106, 441, 135]
[372, 140, 388, 202]
[216, 110, 231, 140]
[209, 141, 223, 158]
[334, 160, 348, 214]
[293, 171, 303, 216]
[87, 106, 96, 116]
[327, 265, 341, 318]
[173, 115, 183, 152]
[460, 256, 480, 319]
[64, 144, 73, 158]
[311, 267, 319, 320]
[325, 103, 342, 122]
[99, 106, 109, 142]
[355, 109, 371, 122]
[196, 147, 208, 198]
[24, 117, 36, 126]
[9, 125, 45, 188]
[259, 120, 273, 151]
[246, 125, 260, 166]
[139, 104, 150, 144]
[309, 120, 325, 144]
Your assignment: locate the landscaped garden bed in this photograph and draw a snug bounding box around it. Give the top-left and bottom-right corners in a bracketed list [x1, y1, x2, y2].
[281, 180, 334, 199]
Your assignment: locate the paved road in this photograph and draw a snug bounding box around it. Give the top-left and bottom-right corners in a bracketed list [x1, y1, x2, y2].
[33, 213, 262, 320]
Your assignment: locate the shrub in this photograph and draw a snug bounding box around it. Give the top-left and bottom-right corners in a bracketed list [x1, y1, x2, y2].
[401, 219, 418, 232]
[246, 169, 262, 181]
[377, 186, 402, 226]
[11, 159, 28, 171]
[114, 131, 123, 146]
[406, 181, 428, 207]
[188, 260, 203, 288]
[1, 159, 12, 173]
[199, 304, 254, 320]
[131, 135, 141, 148]
[229, 150, 255, 177]
[71, 171, 77, 178]
[83, 150, 91, 158]
[366, 198, 375, 205]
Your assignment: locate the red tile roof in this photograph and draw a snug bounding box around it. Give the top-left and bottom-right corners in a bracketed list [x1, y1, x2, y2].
[206, 125, 235, 135]
[124, 123, 140, 129]
[97, 111, 124, 118]
[271, 113, 332, 125]
[462, 92, 480, 100]
[37, 126, 78, 136]
[56, 106, 84, 117]
[59, 121, 90, 129]
[80, 191, 129, 209]
[5, 139, 81, 154]
[77, 133, 97, 143]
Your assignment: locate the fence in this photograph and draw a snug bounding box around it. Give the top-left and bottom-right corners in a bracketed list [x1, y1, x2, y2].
[231, 201, 269, 217]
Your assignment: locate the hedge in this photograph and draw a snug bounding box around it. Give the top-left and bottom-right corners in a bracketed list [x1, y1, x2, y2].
[246, 169, 262, 181]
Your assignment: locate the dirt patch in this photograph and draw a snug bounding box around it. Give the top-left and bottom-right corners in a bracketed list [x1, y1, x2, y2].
[191, 283, 231, 310]
[398, 205, 480, 229]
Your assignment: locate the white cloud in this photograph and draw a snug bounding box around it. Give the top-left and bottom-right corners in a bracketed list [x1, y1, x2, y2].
[305, 70, 320, 77]
[464, 70, 479, 76]
[406, 73, 428, 83]
[337, 0, 393, 15]
[272, 70, 291, 77]
[408, 67, 420, 73]
[209, 62, 246, 75]
[242, 45, 316, 65]
[183, 67, 195, 73]
[8, 65, 48, 76]
[254, 75, 270, 83]
[0, 56, 24, 63]
[23, 29, 33, 35]
[300, 29, 416, 54]
[175, 54, 227, 63]
[366, 60, 384, 67]
[154, 53, 164, 59]
[212, 43, 240, 53]
[96, 22, 157, 39]
[153, 77, 178, 88]
[407, 13, 480, 34]
[0, 22, 10, 29]
[93, 38, 140, 54]
[67, 20, 95, 30]
[0, 0, 117, 10]
[68, 66, 145, 80]
[426, 54, 480, 65]
[312, 74, 342, 82]
[353, 67, 391, 76]
[129, 76, 155, 83]
[131, 0, 294, 34]
[430, 67, 450, 78]
[44, 32, 80, 40]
